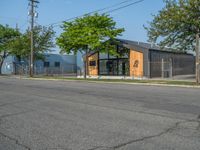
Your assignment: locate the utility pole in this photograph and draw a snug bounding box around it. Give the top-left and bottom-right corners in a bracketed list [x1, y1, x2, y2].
[196, 33, 200, 84]
[28, 0, 39, 77]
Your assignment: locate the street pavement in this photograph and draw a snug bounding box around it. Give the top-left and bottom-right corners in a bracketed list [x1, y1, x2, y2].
[0, 77, 200, 150]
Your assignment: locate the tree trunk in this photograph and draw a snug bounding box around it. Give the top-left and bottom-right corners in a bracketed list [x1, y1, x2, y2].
[195, 33, 200, 84]
[0, 55, 6, 75]
[0, 52, 9, 75]
[0, 60, 3, 75]
[84, 49, 88, 79]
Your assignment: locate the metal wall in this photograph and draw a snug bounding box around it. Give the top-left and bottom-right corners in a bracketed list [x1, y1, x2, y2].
[2, 54, 77, 75]
[35, 54, 77, 74]
[149, 50, 195, 78]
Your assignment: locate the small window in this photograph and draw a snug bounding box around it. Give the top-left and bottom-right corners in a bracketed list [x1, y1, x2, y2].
[55, 62, 60, 67]
[89, 61, 96, 66]
[44, 62, 50, 67]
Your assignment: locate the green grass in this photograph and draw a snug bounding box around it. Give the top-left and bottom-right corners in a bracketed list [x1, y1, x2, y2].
[32, 76, 199, 86]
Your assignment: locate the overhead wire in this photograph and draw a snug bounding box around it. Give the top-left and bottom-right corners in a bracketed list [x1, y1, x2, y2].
[104, 0, 144, 14]
[47, 0, 145, 28]
[1, 0, 145, 43]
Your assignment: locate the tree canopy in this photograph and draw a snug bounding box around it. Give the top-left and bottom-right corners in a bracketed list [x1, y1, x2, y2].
[0, 24, 20, 74]
[0, 24, 55, 74]
[145, 0, 200, 52]
[9, 25, 55, 60]
[0, 24, 20, 56]
[56, 13, 124, 55]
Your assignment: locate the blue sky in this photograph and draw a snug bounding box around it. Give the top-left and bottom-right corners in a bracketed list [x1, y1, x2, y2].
[0, 0, 164, 52]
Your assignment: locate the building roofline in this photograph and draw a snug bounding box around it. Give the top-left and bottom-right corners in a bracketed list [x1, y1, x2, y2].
[117, 38, 194, 56]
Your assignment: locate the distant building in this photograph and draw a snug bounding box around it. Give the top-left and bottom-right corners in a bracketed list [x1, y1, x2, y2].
[1, 55, 17, 74]
[82, 39, 195, 78]
[76, 51, 85, 76]
[35, 54, 76, 75]
[1, 54, 77, 75]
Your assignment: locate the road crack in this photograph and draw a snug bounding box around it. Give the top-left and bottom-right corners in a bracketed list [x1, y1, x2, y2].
[89, 118, 200, 150]
[0, 110, 34, 149]
[0, 99, 33, 108]
[87, 146, 113, 150]
[112, 122, 178, 149]
[0, 110, 33, 120]
[0, 131, 31, 150]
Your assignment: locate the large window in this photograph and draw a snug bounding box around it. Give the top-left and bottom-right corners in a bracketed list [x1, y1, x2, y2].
[98, 45, 130, 76]
[99, 59, 129, 76]
[99, 60, 108, 75]
[99, 60, 117, 75]
[118, 46, 129, 58]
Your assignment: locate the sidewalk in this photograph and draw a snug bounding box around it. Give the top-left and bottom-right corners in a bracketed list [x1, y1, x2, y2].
[1, 75, 199, 89]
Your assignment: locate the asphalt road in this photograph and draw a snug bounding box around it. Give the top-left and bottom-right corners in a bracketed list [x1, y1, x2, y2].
[0, 77, 200, 150]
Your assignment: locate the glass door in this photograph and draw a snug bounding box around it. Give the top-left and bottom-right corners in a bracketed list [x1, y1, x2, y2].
[118, 60, 129, 76]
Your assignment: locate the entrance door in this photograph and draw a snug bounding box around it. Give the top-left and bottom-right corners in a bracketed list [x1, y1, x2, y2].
[118, 60, 129, 76]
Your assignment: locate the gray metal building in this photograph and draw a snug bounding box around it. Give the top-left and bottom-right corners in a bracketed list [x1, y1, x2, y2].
[1, 54, 77, 75]
[119, 39, 195, 78]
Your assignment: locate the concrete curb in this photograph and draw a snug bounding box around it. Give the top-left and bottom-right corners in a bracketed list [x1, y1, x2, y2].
[1, 75, 199, 88]
[3, 76, 198, 89]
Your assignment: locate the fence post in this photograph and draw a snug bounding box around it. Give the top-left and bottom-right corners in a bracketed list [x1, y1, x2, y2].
[161, 58, 164, 78]
[169, 59, 173, 78]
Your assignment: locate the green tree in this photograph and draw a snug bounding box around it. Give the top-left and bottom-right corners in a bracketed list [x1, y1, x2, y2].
[9, 25, 55, 62]
[0, 24, 55, 75]
[145, 0, 200, 51]
[145, 0, 200, 83]
[0, 24, 20, 74]
[56, 13, 124, 78]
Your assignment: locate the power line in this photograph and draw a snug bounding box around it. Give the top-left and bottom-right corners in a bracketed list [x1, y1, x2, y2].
[87, 0, 142, 14]
[0, 16, 26, 21]
[104, 0, 144, 14]
[48, 0, 144, 27]
[1, 0, 144, 47]
[48, 0, 137, 27]
[19, 20, 29, 31]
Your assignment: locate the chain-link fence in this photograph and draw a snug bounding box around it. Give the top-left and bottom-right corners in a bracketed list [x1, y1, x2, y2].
[14, 64, 77, 77]
[149, 60, 195, 79]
